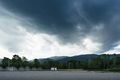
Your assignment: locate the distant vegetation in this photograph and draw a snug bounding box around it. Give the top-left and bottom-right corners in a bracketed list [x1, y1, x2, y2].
[0, 54, 120, 71]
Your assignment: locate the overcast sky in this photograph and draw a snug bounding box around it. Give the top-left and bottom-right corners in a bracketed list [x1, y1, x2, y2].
[0, 0, 120, 59]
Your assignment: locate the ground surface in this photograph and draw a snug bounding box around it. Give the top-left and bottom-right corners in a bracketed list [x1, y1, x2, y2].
[0, 71, 120, 80]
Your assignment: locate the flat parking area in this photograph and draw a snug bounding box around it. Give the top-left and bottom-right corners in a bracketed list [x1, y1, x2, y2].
[0, 71, 119, 80]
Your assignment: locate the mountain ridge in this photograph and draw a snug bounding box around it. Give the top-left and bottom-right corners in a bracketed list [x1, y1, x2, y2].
[39, 54, 120, 63]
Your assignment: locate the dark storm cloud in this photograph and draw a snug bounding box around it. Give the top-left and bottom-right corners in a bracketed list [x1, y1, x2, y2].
[1, 0, 120, 52]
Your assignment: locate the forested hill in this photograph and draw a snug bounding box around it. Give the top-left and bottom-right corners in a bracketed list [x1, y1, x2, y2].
[39, 54, 120, 62]
[57, 54, 98, 62]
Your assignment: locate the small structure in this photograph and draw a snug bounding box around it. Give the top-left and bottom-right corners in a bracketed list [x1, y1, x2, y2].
[0, 67, 3, 71]
[51, 67, 57, 71]
[7, 67, 14, 71]
[7, 67, 17, 71]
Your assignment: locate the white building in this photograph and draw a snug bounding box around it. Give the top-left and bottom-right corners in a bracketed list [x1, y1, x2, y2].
[51, 67, 57, 71]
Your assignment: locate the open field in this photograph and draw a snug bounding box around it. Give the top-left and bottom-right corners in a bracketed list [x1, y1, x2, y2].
[0, 71, 120, 80]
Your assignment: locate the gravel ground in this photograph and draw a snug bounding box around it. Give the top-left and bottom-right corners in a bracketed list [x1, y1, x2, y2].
[0, 71, 120, 80]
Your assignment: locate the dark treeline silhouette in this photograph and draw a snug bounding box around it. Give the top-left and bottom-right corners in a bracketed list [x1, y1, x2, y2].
[0, 54, 120, 71]
[0, 55, 41, 70]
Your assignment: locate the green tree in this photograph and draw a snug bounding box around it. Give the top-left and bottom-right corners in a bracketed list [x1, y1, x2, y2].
[1, 57, 11, 69]
[22, 57, 29, 68]
[33, 59, 40, 68]
[11, 55, 22, 69]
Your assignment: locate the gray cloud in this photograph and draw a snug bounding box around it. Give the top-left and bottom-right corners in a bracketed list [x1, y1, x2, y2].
[0, 6, 28, 52]
[1, 0, 120, 52]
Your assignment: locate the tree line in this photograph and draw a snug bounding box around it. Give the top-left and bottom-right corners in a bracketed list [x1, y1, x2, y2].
[0, 55, 40, 70]
[0, 54, 120, 71]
